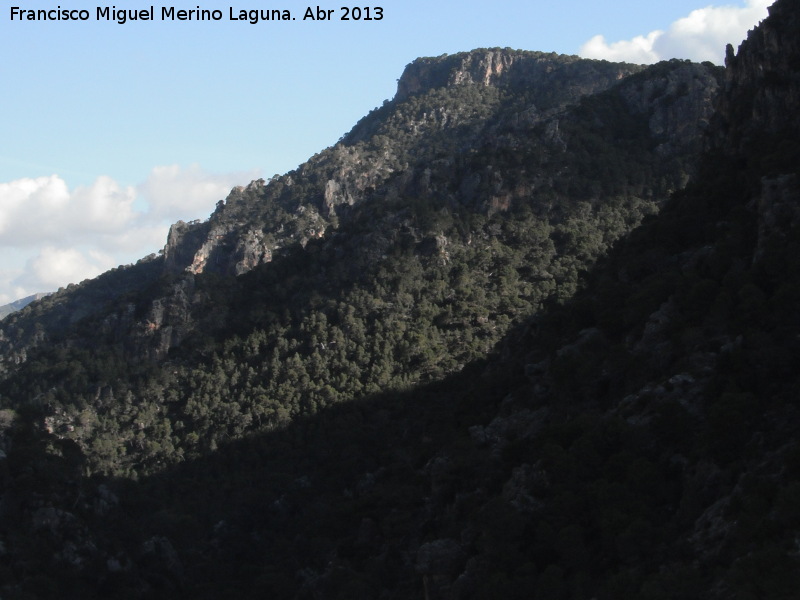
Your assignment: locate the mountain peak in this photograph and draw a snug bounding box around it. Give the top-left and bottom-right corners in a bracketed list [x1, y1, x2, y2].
[394, 48, 645, 105]
[0, 292, 50, 320]
[713, 0, 800, 159]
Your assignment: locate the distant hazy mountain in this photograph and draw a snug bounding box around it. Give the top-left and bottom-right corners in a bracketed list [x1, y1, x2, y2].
[0, 292, 50, 319]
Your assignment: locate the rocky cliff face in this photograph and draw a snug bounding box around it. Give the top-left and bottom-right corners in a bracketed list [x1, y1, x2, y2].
[161, 50, 720, 282]
[163, 181, 275, 276]
[395, 48, 643, 104]
[714, 0, 800, 155]
[619, 61, 721, 159]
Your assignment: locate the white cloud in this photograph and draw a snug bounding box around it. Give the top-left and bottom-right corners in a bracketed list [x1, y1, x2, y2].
[72, 176, 138, 233]
[581, 30, 664, 64]
[24, 246, 116, 291]
[0, 164, 260, 303]
[0, 175, 137, 246]
[579, 0, 771, 64]
[138, 163, 260, 222]
[0, 251, 30, 305]
[95, 224, 172, 255]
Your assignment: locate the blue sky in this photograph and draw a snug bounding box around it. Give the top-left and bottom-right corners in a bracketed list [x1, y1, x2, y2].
[0, 0, 771, 303]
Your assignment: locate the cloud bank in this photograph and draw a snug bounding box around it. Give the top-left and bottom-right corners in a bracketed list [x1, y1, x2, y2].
[580, 0, 771, 64]
[0, 165, 259, 304]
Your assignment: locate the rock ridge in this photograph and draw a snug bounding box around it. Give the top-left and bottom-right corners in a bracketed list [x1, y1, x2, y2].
[395, 48, 645, 105]
[713, 0, 800, 156]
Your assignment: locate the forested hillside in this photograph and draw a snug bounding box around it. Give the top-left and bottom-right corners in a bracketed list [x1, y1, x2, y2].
[2, 1, 799, 597]
[0, 52, 720, 476]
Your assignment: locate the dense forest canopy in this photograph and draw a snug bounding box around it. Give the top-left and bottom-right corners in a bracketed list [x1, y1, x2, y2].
[1, 2, 799, 597]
